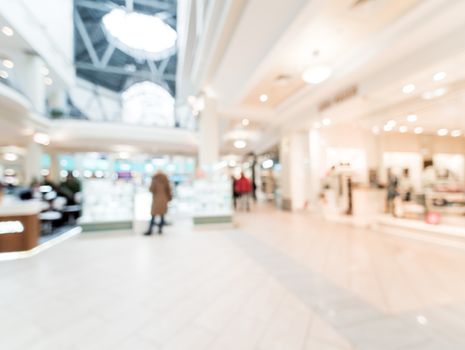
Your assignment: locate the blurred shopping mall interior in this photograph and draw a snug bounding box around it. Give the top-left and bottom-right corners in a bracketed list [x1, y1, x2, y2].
[2, 0, 465, 349]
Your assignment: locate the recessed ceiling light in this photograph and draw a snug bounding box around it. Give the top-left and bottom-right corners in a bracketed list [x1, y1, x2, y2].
[414, 126, 423, 134]
[423, 87, 448, 100]
[234, 140, 247, 149]
[386, 120, 397, 128]
[434, 87, 447, 97]
[451, 129, 462, 137]
[422, 91, 434, 100]
[407, 114, 417, 122]
[2, 26, 14, 37]
[402, 84, 415, 94]
[44, 77, 53, 85]
[384, 124, 393, 132]
[33, 132, 50, 146]
[118, 152, 130, 159]
[322, 117, 331, 126]
[2, 59, 14, 69]
[372, 126, 380, 134]
[433, 72, 446, 81]
[259, 94, 268, 102]
[302, 65, 332, 84]
[0, 70, 8, 79]
[262, 159, 274, 169]
[41, 66, 50, 76]
[242, 118, 250, 127]
[437, 128, 448, 136]
[3, 153, 18, 161]
[399, 126, 408, 133]
[416, 315, 428, 326]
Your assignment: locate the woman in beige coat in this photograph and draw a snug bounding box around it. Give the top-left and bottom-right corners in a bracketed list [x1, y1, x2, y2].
[144, 170, 172, 235]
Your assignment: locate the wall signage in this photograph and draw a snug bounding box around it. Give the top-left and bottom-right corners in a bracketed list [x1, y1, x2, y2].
[318, 85, 358, 112]
[0, 221, 25, 235]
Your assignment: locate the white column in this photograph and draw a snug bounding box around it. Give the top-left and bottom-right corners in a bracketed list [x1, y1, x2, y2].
[24, 142, 43, 185]
[48, 151, 60, 183]
[198, 96, 219, 171]
[19, 54, 46, 114]
[48, 90, 68, 116]
[280, 131, 309, 211]
[308, 128, 323, 211]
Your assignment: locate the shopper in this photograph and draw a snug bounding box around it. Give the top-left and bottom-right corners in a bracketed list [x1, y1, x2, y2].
[231, 175, 239, 209]
[399, 168, 413, 202]
[145, 170, 172, 235]
[59, 173, 81, 204]
[235, 172, 252, 211]
[386, 168, 398, 215]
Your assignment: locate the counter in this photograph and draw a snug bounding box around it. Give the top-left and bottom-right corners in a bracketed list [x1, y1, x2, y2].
[0, 196, 44, 253]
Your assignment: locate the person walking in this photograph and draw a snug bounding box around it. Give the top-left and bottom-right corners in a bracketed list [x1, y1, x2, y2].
[386, 168, 398, 215]
[235, 172, 252, 211]
[145, 170, 172, 235]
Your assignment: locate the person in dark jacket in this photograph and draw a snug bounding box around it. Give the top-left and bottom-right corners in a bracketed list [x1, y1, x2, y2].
[144, 170, 172, 235]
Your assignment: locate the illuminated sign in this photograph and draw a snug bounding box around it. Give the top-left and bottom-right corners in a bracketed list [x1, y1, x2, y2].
[0, 221, 25, 235]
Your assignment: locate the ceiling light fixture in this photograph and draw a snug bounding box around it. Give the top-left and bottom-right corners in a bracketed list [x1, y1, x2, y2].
[414, 126, 423, 134]
[422, 91, 434, 100]
[402, 84, 415, 94]
[242, 118, 250, 127]
[44, 77, 53, 86]
[3, 153, 18, 161]
[2, 59, 14, 69]
[1, 26, 14, 37]
[322, 117, 331, 126]
[407, 114, 417, 122]
[386, 120, 397, 128]
[0, 70, 8, 79]
[33, 132, 50, 146]
[384, 124, 393, 132]
[302, 65, 332, 84]
[234, 140, 247, 149]
[372, 126, 380, 134]
[259, 94, 269, 102]
[399, 126, 408, 133]
[423, 87, 448, 100]
[437, 128, 448, 136]
[262, 159, 274, 169]
[434, 87, 447, 97]
[41, 66, 49, 76]
[433, 72, 446, 81]
[451, 129, 462, 137]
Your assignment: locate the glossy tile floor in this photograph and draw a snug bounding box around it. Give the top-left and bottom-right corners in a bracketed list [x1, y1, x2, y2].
[2, 206, 465, 349]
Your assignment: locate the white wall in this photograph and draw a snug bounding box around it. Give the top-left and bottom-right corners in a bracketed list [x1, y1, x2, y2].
[0, 0, 75, 86]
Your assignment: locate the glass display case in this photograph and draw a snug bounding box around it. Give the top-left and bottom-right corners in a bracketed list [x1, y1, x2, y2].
[79, 179, 135, 230]
[193, 174, 232, 225]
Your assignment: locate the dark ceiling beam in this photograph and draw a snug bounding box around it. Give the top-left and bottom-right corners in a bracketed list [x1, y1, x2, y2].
[100, 44, 116, 67]
[75, 11, 101, 66]
[158, 57, 170, 74]
[76, 0, 117, 12]
[76, 62, 176, 81]
[134, 0, 175, 12]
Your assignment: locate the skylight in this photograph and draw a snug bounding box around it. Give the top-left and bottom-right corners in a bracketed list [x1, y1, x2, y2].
[122, 81, 175, 127]
[102, 9, 177, 60]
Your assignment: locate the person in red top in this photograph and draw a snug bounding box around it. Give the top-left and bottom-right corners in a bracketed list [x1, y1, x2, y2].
[234, 172, 252, 211]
